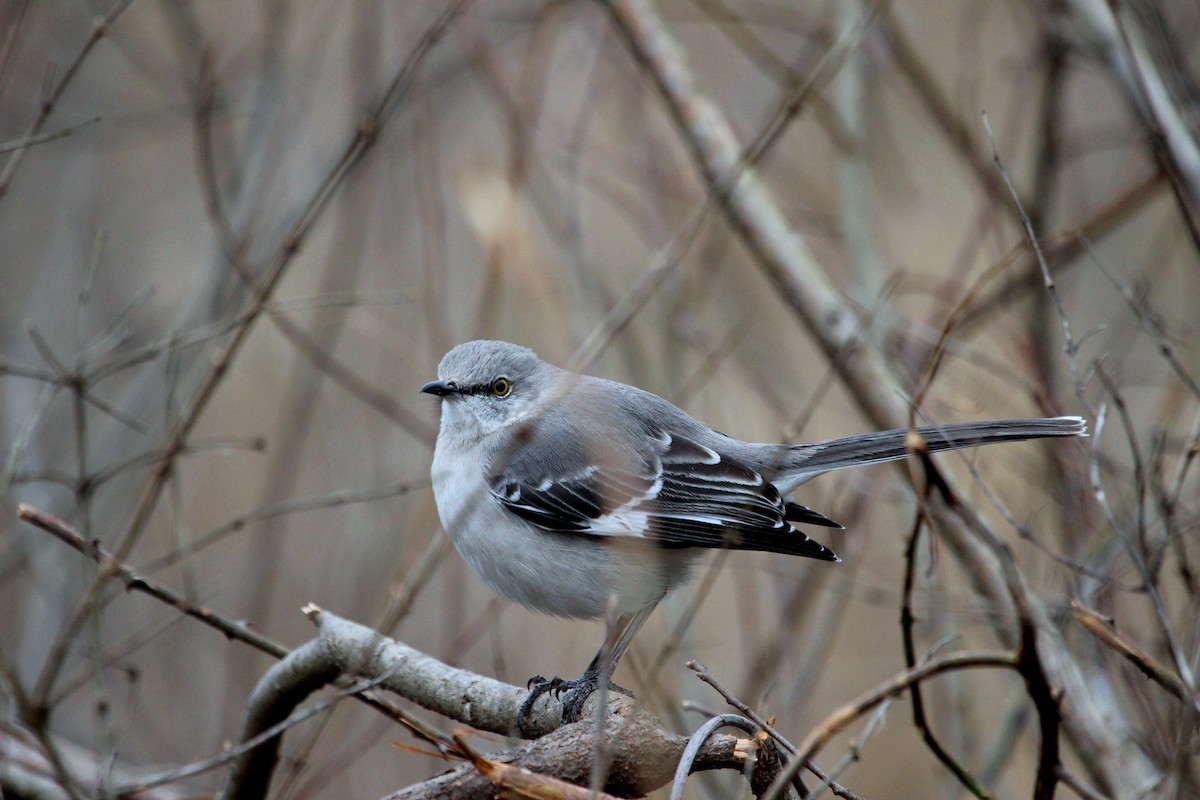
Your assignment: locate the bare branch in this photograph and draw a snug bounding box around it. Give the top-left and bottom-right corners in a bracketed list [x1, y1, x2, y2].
[17, 504, 290, 660]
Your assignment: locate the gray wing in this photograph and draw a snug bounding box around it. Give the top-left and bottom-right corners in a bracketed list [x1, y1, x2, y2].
[489, 430, 839, 561]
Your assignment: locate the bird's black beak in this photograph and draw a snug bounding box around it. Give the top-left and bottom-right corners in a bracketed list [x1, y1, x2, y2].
[421, 380, 458, 397]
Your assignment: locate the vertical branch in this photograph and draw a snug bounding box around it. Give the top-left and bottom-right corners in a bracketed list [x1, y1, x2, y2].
[1060, 0, 1200, 255]
[902, 461, 991, 799]
[600, 0, 910, 433]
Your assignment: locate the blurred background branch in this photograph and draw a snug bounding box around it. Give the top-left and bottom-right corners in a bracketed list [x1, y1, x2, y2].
[2, 0, 1198, 797]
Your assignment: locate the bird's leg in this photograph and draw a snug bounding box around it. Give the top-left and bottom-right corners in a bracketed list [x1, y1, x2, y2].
[554, 646, 633, 723]
[516, 606, 653, 734]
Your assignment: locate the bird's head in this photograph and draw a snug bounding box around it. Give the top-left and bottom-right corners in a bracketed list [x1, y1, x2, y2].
[422, 340, 550, 438]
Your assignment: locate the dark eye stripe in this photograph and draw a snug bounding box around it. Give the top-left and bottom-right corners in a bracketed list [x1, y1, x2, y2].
[459, 378, 512, 397]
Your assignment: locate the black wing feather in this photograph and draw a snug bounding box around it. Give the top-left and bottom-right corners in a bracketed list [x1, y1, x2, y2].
[491, 433, 839, 561]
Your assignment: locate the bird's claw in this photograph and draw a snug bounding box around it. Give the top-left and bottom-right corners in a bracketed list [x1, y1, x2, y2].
[516, 672, 633, 735]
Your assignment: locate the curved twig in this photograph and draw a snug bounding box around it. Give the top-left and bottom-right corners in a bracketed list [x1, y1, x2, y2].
[670, 714, 759, 800]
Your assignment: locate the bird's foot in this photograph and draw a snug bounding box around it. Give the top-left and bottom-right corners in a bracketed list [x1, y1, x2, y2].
[516, 671, 633, 734]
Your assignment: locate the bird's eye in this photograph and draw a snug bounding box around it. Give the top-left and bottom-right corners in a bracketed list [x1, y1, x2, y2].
[490, 377, 511, 397]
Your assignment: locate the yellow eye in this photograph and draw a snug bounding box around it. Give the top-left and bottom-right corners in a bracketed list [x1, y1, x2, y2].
[490, 377, 511, 397]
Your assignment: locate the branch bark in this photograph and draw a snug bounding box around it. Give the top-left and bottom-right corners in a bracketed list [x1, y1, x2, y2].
[222, 608, 780, 800]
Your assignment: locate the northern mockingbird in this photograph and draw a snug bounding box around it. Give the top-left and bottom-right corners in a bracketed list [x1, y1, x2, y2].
[422, 340, 1085, 729]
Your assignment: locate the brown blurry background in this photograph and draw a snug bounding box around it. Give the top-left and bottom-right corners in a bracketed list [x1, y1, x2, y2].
[2, 1, 1198, 797]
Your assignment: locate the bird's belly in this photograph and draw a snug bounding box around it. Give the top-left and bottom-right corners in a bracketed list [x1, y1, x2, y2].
[431, 451, 693, 619]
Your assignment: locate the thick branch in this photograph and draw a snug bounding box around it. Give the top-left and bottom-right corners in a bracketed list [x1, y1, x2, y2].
[221, 608, 778, 799]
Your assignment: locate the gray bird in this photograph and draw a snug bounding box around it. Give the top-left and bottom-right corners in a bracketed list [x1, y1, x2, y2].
[421, 340, 1084, 729]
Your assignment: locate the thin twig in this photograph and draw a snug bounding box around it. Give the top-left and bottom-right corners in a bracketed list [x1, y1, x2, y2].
[688, 661, 863, 800]
[900, 483, 990, 798]
[1070, 600, 1188, 702]
[0, 0, 136, 204]
[120, 648, 390, 798]
[0, 116, 101, 154]
[762, 651, 1018, 800]
[1054, 765, 1112, 800]
[140, 481, 421, 573]
[17, 504, 290, 660]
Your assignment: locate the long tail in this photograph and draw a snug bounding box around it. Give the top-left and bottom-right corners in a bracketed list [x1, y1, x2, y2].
[776, 416, 1086, 491]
